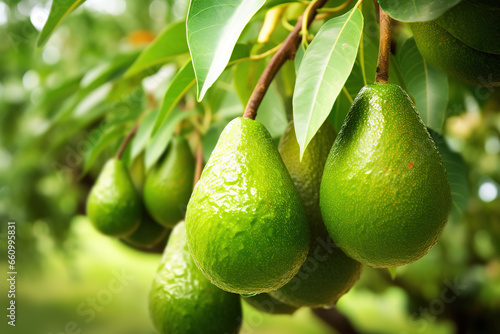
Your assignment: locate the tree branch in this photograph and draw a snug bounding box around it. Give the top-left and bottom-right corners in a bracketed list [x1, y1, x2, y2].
[313, 307, 359, 334]
[375, 6, 391, 84]
[243, 0, 328, 120]
[116, 124, 139, 160]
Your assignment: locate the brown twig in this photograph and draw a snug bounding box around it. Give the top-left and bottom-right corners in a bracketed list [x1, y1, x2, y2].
[193, 140, 204, 187]
[116, 124, 139, 160]
[375, 6, 391, 84]
[242, 0, 328, 120]
[313, 308, 359, 334]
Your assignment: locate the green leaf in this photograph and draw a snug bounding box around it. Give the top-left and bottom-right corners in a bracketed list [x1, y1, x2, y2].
[78, 52, 140, 99]
[330, 0, 379, 132]
[330, 87, 354, 132]
[255, 84, 287, 138]
[37, 75, 83, 117]
[37, 0, 86, 48]
[357, 0, 379, 85]
[187, 0, 266, 100]
[125, 21, 189, 78]
[388, 56, 407, 90]
[377, 0, 462, 22]
[130, 109, 159, 162]
[233, 59, 265, 104]
[430, 130, 469, 222]
[294, 43, 306, 74]
[233, 58, 287, 138]
[263, 0, 296, 10]
[397, 37, 449, 133]
[293, 8, 363, 157]
[152, 44, 250, 136]
[228, 43, 251, 63]
[51, 52, 140, 123]
[82, 125, 127, 175]
[145, 109, 198, 170]
[152, 61, 196, 135]
[48, 86, 144, 154]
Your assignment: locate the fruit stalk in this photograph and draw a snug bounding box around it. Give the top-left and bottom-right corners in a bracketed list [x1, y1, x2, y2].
[242, 0, 328, 120]
[116, 123, 139, 160]
[375, 6, 391, 84]
[313, 308, 359, 334]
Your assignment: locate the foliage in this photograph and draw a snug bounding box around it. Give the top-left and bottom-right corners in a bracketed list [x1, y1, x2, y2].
[1, 0, 499, 333]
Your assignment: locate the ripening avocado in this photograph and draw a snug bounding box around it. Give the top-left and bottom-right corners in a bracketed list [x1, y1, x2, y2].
[320, 84, 451, 268]
[466, 0, 500, 10]
[278, 121, 336, 237]
[129, 153, 146, 195]
[86, 159, 142, 237]
[411, 21, 500, 87]
[243, 293, 298, 315]
[149, 222, 242, 334]
[268, 121, 362, 308]
[143, 137, 195, 228]
[186, 117, 310, 294]
[122, 212, 170, 249]
[432, 0, 500, 54]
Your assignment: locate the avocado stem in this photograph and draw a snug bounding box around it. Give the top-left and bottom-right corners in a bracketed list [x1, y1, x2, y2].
[243, 0, 328, 120]
[375, 6, 391, 84]
[116, 124, 139, 160]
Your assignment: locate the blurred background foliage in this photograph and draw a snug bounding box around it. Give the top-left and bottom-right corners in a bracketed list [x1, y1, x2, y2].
[0, 0, 499, 333]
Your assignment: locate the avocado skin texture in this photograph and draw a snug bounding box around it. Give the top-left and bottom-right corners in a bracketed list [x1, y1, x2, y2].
[149, 222, 242, 334]
[411, 21, 500, 87]
[144, 137, 195, 228]
[186, 117, 309, 294]
[243, 293, 298, 315]
[129, 153, 146, 195]
[433, 0, 500, 54]
[269, 239, 362, 307]
[86, 159, 141, 237]
[122, 212, 170, 249]
[320, 84, 451, 268]
[268, 121, 362, 308]
[278, 121, 336, 238]
[466, 0, 500, 10]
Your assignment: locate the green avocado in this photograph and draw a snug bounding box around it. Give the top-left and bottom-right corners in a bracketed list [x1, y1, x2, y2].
[433, 0, 500, 54]
[186, 117, 309, 294]
[466, 0, 500, 10]
[320, 84, 451, 268]
[411, 21, 500, 87]
[268, 121, 362, 308]
[149, 222, 242, 334]
[278, 121, 336, 238]
[129, 153, 146, 195]
[243, 293, 298, 315]
[144, 137, 195, 228]
[122, 212, 170, 249]
[86, 159, 141, 237]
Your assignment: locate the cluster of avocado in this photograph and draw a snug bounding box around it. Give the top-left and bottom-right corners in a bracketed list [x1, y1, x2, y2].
[186, 82, 451, 308]
[86, 136, 195, 249]
[411, 0, 500, 86]
[86, 18, 464, 334]
[87, 83, 451, 334]
[165, 84, 449, 333]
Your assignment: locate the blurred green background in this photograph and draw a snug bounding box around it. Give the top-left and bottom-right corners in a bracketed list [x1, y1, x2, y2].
[1, 0, 500, 333]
